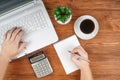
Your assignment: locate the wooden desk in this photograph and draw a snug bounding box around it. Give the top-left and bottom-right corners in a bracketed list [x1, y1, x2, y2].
[4, 0, 120, 80]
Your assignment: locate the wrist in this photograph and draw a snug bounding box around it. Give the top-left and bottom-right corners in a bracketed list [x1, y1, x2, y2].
[78, 62, 90, 70]
[0, 52, 11, 62]
[80, 65, 90, 72]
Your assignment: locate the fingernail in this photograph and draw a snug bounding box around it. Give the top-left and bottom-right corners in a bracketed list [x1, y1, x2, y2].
[15, 26, 17, 28]
[24, 47, 26, 49]
[12, 27, 16, 29]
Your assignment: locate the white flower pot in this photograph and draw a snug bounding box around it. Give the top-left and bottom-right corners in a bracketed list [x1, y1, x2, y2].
[54, 15, 72, 25]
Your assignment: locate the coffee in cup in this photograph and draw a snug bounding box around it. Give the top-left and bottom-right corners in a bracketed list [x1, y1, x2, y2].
[80, 19, 95, 34]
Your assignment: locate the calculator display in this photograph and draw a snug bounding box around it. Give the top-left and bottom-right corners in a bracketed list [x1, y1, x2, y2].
[30, 54, 45, 63]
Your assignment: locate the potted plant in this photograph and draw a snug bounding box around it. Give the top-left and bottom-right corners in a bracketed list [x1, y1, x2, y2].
[53, 5, 72, 25]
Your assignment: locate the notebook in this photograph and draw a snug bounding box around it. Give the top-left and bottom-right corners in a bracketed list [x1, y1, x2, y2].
[53, 35, 80, 74]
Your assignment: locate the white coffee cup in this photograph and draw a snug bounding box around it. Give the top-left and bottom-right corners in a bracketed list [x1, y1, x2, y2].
[74, 15, 99, 40]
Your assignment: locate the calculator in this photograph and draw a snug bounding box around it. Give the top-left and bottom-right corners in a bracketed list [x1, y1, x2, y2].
[28, 51, 53, 78]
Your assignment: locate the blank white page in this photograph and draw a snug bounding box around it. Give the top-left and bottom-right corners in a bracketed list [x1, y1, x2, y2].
[53, 35, 80, 74]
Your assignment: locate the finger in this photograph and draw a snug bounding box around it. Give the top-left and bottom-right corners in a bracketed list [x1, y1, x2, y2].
[6, 27, 17, 40]
[15, 30, 24, 43]
[19, 42, 27, 52]
[72, 46, 87, 56]
[11, 27, 22, 41]
[70, 52, 75, 59]
[71, 48, 84, 56]
[3, 32, 7, 41]
[71, 55, 80, 63]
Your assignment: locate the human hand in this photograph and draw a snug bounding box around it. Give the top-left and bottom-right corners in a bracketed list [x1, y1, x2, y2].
[71, 46, 90, 70]
[1, 27, 27, 60]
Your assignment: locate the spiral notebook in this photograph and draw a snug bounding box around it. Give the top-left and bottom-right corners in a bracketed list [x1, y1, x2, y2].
[53, 35, 80, 74]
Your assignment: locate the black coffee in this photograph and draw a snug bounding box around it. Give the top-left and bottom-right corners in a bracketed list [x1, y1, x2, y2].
[80, 19, 95, 34]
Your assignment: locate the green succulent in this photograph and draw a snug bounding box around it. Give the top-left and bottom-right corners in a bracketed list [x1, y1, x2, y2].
[53, 5, 72, 23]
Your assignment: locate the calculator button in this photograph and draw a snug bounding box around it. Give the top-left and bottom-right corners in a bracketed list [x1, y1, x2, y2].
[30, 55, 53, 78]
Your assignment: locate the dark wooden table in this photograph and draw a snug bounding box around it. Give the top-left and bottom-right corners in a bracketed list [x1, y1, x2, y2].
[4, 0, 120, 80]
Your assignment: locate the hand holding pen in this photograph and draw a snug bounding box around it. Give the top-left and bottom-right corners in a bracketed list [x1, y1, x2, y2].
[68, 50, 90, 62]
[70, 46, 90, 70]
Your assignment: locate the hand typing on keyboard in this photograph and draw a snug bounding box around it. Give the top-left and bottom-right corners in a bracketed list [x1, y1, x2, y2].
[0, 10, 48, 44]
[1, 27, 27, 60]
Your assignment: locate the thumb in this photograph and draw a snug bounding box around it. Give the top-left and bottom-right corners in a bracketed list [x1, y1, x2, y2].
[71, 55, 78, 62]
[19, 42, 27, 51]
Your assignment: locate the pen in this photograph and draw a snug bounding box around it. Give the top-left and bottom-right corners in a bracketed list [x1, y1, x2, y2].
[68, 50, 90, 62]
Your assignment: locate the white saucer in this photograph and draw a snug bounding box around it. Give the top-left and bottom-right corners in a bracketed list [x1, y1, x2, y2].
[74, 15, 99, 40]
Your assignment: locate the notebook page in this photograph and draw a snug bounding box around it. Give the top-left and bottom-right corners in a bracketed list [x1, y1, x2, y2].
[53, 35, 80, 74]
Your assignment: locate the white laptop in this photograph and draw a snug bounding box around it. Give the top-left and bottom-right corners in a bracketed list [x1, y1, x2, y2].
[0, 0, 58, 59]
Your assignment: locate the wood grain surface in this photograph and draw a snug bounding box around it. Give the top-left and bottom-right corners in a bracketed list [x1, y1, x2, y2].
[4, 0, 120, 80]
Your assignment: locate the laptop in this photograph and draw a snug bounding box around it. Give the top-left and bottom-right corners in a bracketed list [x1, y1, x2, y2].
[0, 0, 58, 59]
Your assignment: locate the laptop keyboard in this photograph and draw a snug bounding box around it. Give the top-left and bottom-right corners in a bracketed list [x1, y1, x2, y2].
[0, 9, 48, 44]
